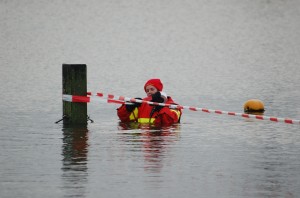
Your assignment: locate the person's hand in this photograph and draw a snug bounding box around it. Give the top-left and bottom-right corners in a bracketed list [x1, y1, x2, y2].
[151, 92, 164, 103]
[125, 98, 142, 112]
[151, 92, 164, 112]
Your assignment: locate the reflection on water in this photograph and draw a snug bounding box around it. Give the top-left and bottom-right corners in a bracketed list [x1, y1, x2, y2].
[118, 123, 180, 173]
[61, 125, 89, 197]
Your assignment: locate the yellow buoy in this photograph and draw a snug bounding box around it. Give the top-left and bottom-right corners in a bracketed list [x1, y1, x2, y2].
[244, 99, 265, 113]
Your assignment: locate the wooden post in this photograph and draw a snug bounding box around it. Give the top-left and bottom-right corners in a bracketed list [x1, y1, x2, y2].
[62, 64, 87, 125]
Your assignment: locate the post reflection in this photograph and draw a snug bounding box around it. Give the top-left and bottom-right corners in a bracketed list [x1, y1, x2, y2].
[61, 125, 89, 197]
[118, 122, 180, 173]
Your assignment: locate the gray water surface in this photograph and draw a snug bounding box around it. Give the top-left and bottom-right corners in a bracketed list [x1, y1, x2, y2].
[1, 0, 300, 197]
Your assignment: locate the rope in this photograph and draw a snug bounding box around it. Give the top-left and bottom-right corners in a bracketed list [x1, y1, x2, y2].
[62, 93, 300, 125]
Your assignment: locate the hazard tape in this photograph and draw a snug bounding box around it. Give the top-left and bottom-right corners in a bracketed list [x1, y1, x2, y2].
[62, 93, 300, 125]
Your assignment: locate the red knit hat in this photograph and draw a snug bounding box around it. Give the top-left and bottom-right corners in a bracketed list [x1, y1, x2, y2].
[144, 79, 163, 92]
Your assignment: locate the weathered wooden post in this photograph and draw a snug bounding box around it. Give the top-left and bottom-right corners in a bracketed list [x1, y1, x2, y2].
[62, 64, 87, 125]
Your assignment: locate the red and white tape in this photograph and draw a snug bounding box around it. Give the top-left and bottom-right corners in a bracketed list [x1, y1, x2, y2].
[62, 93, 300, 125]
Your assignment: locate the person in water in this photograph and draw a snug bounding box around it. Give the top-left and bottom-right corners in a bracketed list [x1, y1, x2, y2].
[117, 78, 182, 126]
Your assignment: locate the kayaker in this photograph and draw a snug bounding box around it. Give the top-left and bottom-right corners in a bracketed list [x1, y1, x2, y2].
[117, 78, 182, 126]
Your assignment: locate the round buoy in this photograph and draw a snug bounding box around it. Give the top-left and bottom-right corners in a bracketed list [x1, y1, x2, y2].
[244, 99, 265, 113]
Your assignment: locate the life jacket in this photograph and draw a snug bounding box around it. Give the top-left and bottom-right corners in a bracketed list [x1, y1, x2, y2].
[117, 96, 181, 126]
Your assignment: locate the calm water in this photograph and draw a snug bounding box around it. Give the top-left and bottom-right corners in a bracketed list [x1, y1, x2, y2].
[1, 0, 300, 197]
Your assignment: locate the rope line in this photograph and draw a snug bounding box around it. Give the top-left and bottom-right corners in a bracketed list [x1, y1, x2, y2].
[62, 93, 300, 125]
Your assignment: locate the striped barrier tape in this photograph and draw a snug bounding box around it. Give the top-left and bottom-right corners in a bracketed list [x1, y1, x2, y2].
[62, 93, 300, 125]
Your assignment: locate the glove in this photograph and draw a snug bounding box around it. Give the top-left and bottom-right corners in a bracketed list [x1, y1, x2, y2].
[152, 105, 164, 112]
[151, 92, 164, 103]
[151, 92, 164, 112]
[125, 98, 142, 112]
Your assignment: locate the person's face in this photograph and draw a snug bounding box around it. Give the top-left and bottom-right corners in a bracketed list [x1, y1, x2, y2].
[145, 85, 158, 96]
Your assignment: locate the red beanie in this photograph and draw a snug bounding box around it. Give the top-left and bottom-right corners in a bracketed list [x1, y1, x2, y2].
[144, 79, 163, 92]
